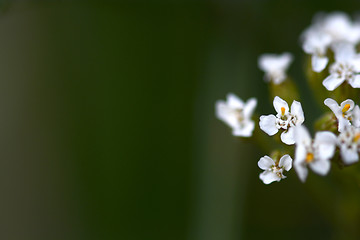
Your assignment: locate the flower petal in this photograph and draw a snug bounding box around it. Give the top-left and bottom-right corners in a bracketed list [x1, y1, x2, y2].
[273, 96, 289, 116]
[294, 125, 312, 146]
[314, 131, 337, 160]
[340, 145, 359, 165]
[322, 74, 345, 91]
[279, 154, 293, 171]
[352, 105, 360, 127]
[215, 101, 237, 128]
[258, 156, 275, 170]
[340, 99, 355, 112]
[243, 98, 257, 119]
[338, 117, 351, 132]
[259, 115, 278, 136]
[290, 100, 304, 124]
[227, 93, 244, 109]
[311, 54, 328, 72]
[259, 171, 280, 184]
[324, 98, 341, 116]
[232, 120, 254, 137]
[294, 161, 308, 183]
[349, 75, 360, 88]
[281, 127, 296, 145]
[309, 159, 330, 176]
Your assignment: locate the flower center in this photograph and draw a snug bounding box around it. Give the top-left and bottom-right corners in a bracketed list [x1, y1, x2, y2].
[354, 133, 360, 142]
[306, 152, 314, 163]
[281, 107, 285, 116]
[331, 62, 355, 81]
[342, 104, 351, 113]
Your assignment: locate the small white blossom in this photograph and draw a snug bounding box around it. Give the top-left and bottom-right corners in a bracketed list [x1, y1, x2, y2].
[302, 29, 332, 72]
[259, 96, 304, 145]
[322, 43, 360, 91]
[301, 12, 360, 72]
[258, 154, 292, 184]
[216, 93, 257, 137]
[294, 126, 337, 182]
[258, 53, 293, 84]
[324, 98, 360, 132]
[337, 125, 360, 165]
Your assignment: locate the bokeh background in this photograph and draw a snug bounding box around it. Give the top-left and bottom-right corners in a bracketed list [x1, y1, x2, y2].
[1, 0, 360, 239]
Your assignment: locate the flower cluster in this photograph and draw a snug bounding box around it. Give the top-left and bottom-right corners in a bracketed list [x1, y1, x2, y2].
[216, 12, 360, 184]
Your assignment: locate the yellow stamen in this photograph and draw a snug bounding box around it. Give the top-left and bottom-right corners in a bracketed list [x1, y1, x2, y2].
[306, 153, 314, 163]
[281, 107, 285, 116]
[354, 133, 360, 142]
[342, 104, 351, 113]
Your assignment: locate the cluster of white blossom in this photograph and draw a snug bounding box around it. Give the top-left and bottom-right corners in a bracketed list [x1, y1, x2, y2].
[216, 12, 360, 185]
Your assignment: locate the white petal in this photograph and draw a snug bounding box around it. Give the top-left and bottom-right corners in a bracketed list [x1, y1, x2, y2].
[294, 161, 308, 183]
[259, 115, 278, 136]
[281, 127, 296, 145]
[227, 93, 244, 109]
[309, 159, 331, 176]
[295, 144, 307, 165]
[324, 98, 341, 117]
[294, 125, 312, 146]
[340, 99, 355, 112]
[290, 100, 304, 124]
[215, 101, 237, 128]
[322, 74, 345, 91]
[243, 98, 257, 119]
[259, 171, 280, 184]
[340, 145, 359, 165]
[338, 117, 351, 132]
[352, 105, 360, 127]
[273, 96, 289, 116]
[258, 156, 275, 170]
[314, 131, 337, 160]
[312, 54, 328, 72]
[349, 75, 360, 88]
[232, 121, 255, 137]
[332, 42, 356, 62]
[279, 154, 292, 171]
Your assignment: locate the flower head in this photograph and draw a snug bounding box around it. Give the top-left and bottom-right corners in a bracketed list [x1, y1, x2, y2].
[337, 125, 360, 165]
[216, 93, 257, 137]
[294, 126, 337, 182]
[258, 53, 293, 84]
[258, 154, 292, 184]
[324, 98, 360, 132]
[259, 96, 304, 145]
[301, 12, 360, 73]
[322, 43, 360, 91]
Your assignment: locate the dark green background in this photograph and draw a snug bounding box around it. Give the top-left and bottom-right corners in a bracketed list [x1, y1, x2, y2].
[0, 0, 360, 239]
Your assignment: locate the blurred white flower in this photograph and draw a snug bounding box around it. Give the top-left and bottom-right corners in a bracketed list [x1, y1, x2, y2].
[216, 93, 257, 137]
[259, 96, 304, 145]
[324, 98, 360, 132]
[258, 53, 293, 84]
[301, 12, 360, 73]
[302, 30, 331, 72]
[258, 154, 292, 184]
[338, 126, 360, 165]
[294, 126, 337, 182]
[322, 43, 360, 91]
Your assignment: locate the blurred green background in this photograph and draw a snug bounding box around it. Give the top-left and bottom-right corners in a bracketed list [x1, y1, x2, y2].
[1, 0, 360, 239]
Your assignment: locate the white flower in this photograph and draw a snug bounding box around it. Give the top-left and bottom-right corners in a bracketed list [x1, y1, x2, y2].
[322, 43, 360, 91]
[320, 12, 360, 44]
[294, 126, 337, 182]
[259, 96, 304, 145]
[301, 12, 360, 72]
[258, 53, 293, 84]
[302, 29, 332, 72]
[216, 93, 257, 137]
[258, 154, 292, 184]
[337, 125, 360, 165]
[324, 98, 360, 132]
